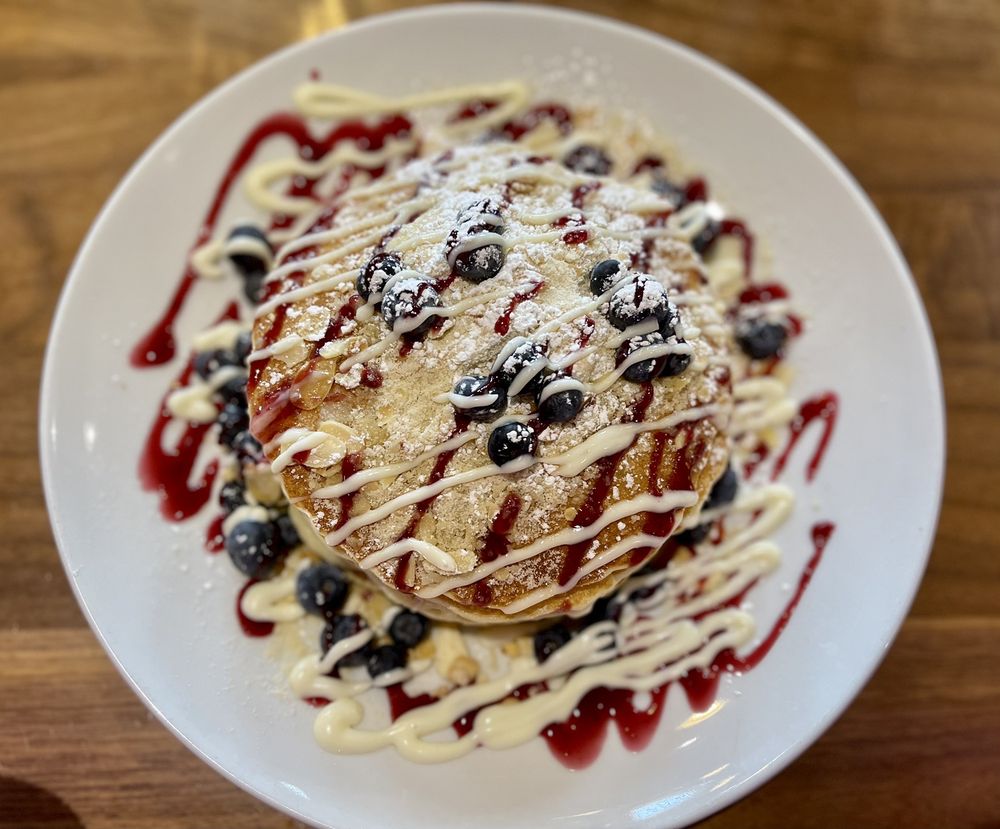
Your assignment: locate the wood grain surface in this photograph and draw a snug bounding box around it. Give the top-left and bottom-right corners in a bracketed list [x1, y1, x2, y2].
[2, 0, 999, 826]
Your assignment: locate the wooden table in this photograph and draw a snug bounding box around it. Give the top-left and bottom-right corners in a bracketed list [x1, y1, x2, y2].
[3, 0, 999, 826]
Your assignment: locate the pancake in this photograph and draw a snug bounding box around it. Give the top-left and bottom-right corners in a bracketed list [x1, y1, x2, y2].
[248, 144, 733, 624]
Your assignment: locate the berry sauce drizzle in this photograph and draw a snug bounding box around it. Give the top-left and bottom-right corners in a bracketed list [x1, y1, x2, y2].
[393, 416, 472, 593]
[479, 493, 524, 563]
[237, 579, 275, 638]
[494, 280, 544, 335]
[129, 91, 843, 770]
[137, 303, 239, 520]
[772, 393, 839, 483]
[205, 513, 226, 553]
[558, 385, 655, 586]
[129, 112, 412, 368]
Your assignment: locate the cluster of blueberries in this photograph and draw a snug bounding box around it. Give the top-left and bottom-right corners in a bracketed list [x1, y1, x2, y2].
[590, 259, 692, 382]
[531, 463, 740, 663]
[297, 562, 431, 679]
[356, 198, 509, 336]
[358, 252, 442, 336]
[195, 333, 264, 467]
[192, 329, 300, 581]
[452, 259, 692, 468]
[222, 488, 301, 581]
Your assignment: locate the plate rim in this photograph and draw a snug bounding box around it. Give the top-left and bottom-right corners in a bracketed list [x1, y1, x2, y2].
[38, 4, 946, 827]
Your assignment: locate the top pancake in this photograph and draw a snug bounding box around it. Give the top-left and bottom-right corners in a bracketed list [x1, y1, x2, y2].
[249, 145, 733, 624]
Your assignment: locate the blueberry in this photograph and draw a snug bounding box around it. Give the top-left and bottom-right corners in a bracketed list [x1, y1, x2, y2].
[704, 465, 738, 510]
[737, 320, 788, 360]
[457, 197, 503, 225]
[536, 371, 585, 423]
[447, 199, 506, 283]
[381, 277, 442, 335]
[585, 596, 619, 625]
[358, 252, 404, 303]
[216, 374, 247, 406]
[487, 421, 538, 467]
[589, 259, 624, 295]
[492, 337, 550, 396]
[226, 519, 282, 578]
[651, 175, 689, 207]
[243, 272, 266, 305]
[691, 220, 721, 256]
[367, 643, 408, 678]
[296, 563, 349, 618]
[275, 513, 301, 550]
[607, 275, 676, 331]
[658, 309, 680, 341]
[217, 401, 249, 448]
[660, 349, 692, 378]
[452, 243, 505, 283]
[451, 375, 507, 421]
[562, 144, 612, 176]
[194, 348, 240, 380]
[232, 430, 264, 465]
[533, 624, 572, 663]
[225, 224, 273, 278]
[675, 522, 711, 546]
[388, 610, 429, 648]
[218, 480, 245, 513]
[616, 332, 667, 383]
[320, 614, 371, 668]
[234, 331, 253, 363]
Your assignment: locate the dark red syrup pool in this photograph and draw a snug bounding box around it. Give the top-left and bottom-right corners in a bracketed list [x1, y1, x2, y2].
[131, 92, 841, 770]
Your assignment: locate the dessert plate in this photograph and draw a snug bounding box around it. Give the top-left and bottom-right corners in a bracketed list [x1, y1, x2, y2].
[39, 5, 944, 828]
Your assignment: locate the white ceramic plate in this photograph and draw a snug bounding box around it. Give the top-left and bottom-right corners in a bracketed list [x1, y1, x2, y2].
[40, 5, 944, 828]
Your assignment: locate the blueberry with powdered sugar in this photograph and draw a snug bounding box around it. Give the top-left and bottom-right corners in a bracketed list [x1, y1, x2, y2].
[606, 274, 676, 331]
[457, 196, 503, 225]
[535, 371, 585, 423]
[357, 252, 404, 303]
[615, 331, 668, 383]
[446, 197, 506, 283]
[491, 337, 550, 396]
[658, 305, 681, 340]
[453, 242, 505, 283]
[487, 421, 538, 467]
[562, 144, 612, 176]
[450, 375, 507, 421]
[380, 277, 442, 335]
[589, 258, 625, 295]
